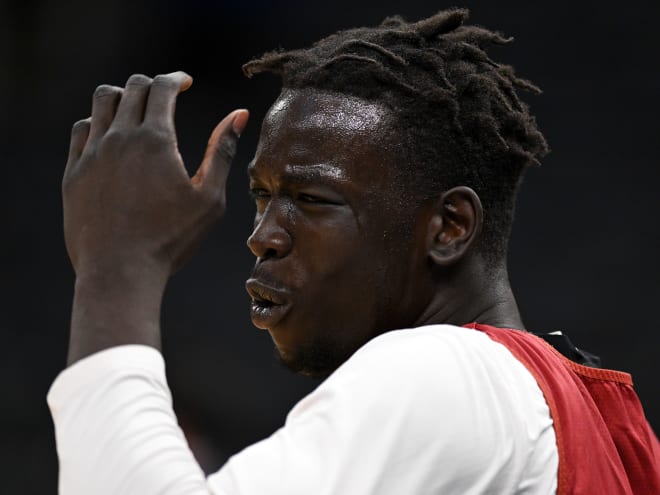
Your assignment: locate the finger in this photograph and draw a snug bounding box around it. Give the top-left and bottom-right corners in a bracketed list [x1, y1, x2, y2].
[192, 109, 249, 194]
[88, 85, 123, 142]
[66, 118, 91, 167]
[112, 74, 153, 127]
[143, 71, 193, 132]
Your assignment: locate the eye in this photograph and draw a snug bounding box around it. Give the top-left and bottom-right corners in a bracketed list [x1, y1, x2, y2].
[248, 188, 270, 201]
[297, 193, 324, 203]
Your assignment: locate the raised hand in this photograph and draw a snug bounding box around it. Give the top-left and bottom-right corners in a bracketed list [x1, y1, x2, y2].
[64, 71, 249, 276]
[63, 72, 249, 364]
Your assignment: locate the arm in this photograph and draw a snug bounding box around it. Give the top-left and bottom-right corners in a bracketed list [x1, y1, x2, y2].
[52, 72, 248, 494]
[63, 72, 248, 364]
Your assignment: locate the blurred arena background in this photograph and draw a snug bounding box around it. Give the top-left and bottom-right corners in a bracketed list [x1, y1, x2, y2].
[1, 0, 659, 492]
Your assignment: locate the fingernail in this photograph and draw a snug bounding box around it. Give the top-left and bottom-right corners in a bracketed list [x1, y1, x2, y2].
[176, 71, 193, 90]
[232, 109, 249, 137]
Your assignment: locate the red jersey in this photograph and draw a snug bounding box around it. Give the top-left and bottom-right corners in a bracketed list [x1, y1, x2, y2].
[466, 323, 660, 494]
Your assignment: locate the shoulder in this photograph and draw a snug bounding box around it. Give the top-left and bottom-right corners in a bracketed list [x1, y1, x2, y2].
[212, 325, 558, 494]
[289, 323, 551, 449]
[283, 324, 557, 491]
[315, 324, 536, 397]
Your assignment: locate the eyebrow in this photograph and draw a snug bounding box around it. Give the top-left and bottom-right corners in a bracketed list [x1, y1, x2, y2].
[248, 162, 349, 186]
[247, 159, 257, 176]
[284, 164, 348, 183]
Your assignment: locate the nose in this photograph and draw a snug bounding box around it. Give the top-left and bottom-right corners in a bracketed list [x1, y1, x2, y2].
[246, 204, 292, 260]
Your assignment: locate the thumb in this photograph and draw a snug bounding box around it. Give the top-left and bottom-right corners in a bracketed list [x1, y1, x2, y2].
[193, 109, 249, 192]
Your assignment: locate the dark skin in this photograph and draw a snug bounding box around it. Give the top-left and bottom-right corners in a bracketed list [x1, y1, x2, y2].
[64, 73, 523, 371]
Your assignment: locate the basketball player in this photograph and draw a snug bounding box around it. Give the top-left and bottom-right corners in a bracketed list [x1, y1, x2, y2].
[49, 9, 660, 494]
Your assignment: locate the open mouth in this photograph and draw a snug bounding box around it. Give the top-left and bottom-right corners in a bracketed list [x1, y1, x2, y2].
[245, 278, 292, 328]
[252, 298, 275, 309]
[249, 286, 282, 307]
[250, 295, 280, 315]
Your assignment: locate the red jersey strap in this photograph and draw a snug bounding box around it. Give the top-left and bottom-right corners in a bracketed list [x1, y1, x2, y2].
[463, 322, 660, 495]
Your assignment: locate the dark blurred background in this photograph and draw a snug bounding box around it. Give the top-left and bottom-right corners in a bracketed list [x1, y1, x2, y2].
[1, 0, 659, 492]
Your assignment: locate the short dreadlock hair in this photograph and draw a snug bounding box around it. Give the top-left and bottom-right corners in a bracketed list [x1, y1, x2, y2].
[243, 8, 549, 267]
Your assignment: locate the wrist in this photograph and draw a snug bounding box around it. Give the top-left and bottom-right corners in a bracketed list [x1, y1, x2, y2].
[67, 258, 169, 365]
[75, 255, 170, 293]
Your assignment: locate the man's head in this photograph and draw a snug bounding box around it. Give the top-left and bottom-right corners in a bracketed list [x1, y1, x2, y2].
[243, 9, 548, 376]
[245, 8, 549, 267]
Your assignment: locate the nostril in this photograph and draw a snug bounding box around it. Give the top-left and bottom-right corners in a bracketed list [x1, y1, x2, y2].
[262, 247, 279, 260]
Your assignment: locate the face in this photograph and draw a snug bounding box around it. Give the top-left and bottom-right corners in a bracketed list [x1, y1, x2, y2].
[246, 89, 433, 376]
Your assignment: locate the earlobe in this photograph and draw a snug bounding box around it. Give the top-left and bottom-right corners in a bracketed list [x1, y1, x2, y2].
[427, 186, 483, 266]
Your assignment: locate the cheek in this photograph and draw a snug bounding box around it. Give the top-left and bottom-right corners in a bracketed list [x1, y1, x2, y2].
[296, 227, 389, 321]
[291, 209, 365, 274]
[294, 205, 409, 296]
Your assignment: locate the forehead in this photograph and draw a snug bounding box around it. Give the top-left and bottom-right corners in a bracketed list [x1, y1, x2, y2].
[253, 89, 396, 187]
[263, 88, 390, 135]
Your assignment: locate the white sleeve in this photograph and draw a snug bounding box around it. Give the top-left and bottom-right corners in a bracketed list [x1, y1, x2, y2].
[48, 326, 557, 495]
[47, 345, 212, 495]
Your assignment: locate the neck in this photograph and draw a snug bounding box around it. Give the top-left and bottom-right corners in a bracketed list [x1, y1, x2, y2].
[414, 258, 525, 331]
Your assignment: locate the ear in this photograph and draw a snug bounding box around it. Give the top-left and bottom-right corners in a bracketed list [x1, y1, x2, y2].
[426, 186, 483, 266]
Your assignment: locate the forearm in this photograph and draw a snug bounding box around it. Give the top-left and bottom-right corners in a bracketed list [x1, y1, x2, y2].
[67, 259, 168, 365]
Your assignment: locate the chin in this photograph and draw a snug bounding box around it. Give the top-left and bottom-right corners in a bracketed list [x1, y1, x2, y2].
[272, 338, 351, 379]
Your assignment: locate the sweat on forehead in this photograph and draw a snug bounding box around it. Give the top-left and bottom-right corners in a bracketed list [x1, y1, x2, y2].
[265, 88, 390, 134]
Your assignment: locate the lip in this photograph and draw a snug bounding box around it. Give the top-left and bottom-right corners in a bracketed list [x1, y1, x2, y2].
[245, 278, 292, 329]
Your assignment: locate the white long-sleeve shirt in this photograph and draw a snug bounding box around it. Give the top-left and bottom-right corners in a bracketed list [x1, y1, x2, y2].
[48, 324, 558, 494]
